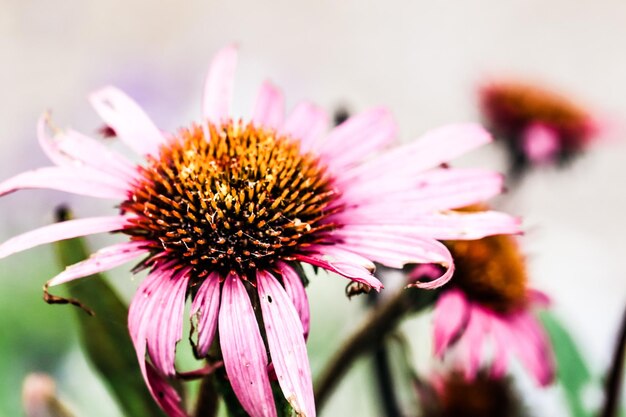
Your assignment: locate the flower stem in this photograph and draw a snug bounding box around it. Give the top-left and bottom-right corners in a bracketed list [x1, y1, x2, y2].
[600, 306, 626, 417]
[314, 287, 436, 411]
[367, 291, 404, 417]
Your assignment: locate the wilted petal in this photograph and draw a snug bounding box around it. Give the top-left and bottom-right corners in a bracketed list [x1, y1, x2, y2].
[0, 216, 130, 260]
[47, 241, 148, 286]
[202, 45, 238, 123]
[252, 81, 284, 130]
[277, 262, 310, 339]
[433, 290, 469, 357]
[190, 272, 221, 357]
[90, 86, 165, 156]
[522, 123, 560, 164]
[257, 270, 315, 417]
[219, 274, 276, 417]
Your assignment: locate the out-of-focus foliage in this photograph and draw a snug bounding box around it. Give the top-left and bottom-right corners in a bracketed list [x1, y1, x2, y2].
[54, 232, 166, 417]
[540, 311, 592, 417]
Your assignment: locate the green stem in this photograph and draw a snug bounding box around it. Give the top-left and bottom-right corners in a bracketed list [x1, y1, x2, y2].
[314, 287, 435, 411]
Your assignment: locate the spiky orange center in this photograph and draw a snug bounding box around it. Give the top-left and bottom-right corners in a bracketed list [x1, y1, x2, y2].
[445, 234, 528, 313]
[121, 121, 340, 278]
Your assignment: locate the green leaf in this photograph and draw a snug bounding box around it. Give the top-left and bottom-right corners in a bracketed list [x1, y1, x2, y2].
[539, 310, 592, 417]
[53, 234, 167, 417]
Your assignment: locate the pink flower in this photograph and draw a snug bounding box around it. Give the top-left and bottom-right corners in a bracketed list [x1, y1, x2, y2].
[0, 46, 520, 416]
[479, 80, 600, 175]
[413, 234, 554, 386]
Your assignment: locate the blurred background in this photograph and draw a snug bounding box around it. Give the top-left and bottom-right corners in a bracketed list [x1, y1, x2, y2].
[1, 1, 625, 416]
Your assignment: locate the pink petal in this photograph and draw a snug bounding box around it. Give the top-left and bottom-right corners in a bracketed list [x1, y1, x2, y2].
[257, 270, 315, 417]
[0, 166, 130, 200]
[433, 289, 469, 357]
[146, 268, 190, 377]
[337, 168, 504, 214]
[337, 211, 521, 241]
[342, 123, 491, 182]
[522, 123, 560, 164]
[37, 114, 137, 180]
[332, 228, 455, 288]
[219, 274, 276, 417]
[318, 107, 397, 170]
[295, 248, 383, 291]
[459, 306, 490, 380]
[89, 87, 165, 156]
[128, 268, 187, 417]
[202, 45, 238, 123]
[252, 81, 284, 130]
[277, 262, 310, 339]
[281, 102, 328, 152]
[145, 364, 188, 417]
[47, 241, 149, 286]
[190, 272, 221, 357]
[528, 289, 551, 307]
[0, 216, 130, 260]
[488, 315, 512, 379]
[509, 312, 555, 386]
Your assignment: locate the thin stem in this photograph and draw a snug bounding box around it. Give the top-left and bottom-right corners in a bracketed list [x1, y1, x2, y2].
[314, 287, 435, 411]
[372, 343, 404, 417]
[600, 306, 626, 417]
[194, 375, 219, 417]
[367, 291, 403, 417]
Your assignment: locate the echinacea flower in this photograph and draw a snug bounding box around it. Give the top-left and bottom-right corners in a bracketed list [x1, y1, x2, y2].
[479, 80, 600, 176]
[412, 233, 554, 386]
[419, 371, 527, 417]
[0, 46, 521, 417]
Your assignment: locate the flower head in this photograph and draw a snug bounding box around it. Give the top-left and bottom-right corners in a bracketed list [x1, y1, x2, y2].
[0, 46, 521, 416]
[413, 232, 554, 386]
[479, 80, 600, 175]
[421, 371, 527, 417]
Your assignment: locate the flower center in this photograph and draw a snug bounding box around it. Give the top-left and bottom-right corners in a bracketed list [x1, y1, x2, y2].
[444, 234, 527, 313]
[121, 121, 340, 278]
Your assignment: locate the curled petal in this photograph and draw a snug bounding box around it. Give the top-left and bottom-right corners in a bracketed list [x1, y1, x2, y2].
[252, 81, 284, 130]
[47, 241, 148, 286]
[219, 274, 276, 417]
[282, 102, 328, 152]
[89, 87, 165, 156]
[277, 262, 310, 339]
[0, 166, 130, 200]
[257, 270, 315, 417]
[0, 216, 130, 260]
[37, 114, 137, 180]
[190, 272, 221, 357]
[295, 248, 382, 291]
[202, 45, 238, 123]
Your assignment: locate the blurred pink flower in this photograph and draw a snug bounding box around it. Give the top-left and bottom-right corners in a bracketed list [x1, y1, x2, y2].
[0, 46, 520, 416]
[413, 234, 554, 386]
[479, 80, 601, 175]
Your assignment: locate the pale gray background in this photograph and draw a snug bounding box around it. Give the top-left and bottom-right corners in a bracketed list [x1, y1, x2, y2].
[1, 1, 625, 416]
